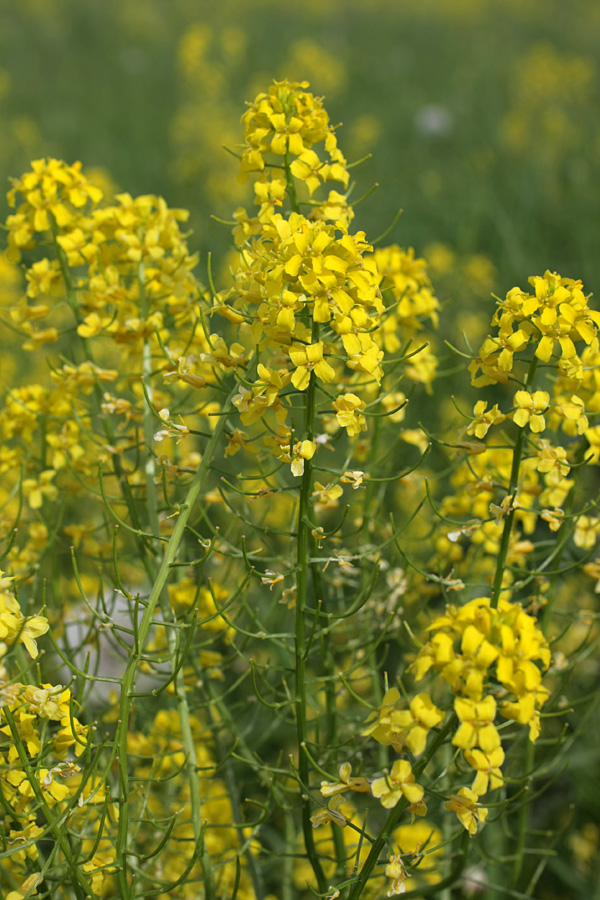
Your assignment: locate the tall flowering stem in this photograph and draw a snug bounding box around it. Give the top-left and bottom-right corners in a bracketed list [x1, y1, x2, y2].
[285, 135, 328, 889]
[112, 385, 240, 897]
[490, 356, 539, 609]
[346, 715, 457, 900]
[295, 328, 328, 893]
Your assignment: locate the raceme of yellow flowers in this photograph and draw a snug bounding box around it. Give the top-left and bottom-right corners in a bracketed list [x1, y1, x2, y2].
[0, 78, 598, 900]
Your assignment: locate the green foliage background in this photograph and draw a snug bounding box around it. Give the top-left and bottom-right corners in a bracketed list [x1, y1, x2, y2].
[1, 0, 599, 289]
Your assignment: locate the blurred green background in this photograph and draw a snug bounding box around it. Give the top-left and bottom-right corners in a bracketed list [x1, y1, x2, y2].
[1, 0, 599, 299]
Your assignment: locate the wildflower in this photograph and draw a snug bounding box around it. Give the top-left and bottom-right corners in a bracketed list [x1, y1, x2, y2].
[0, 573, 49, 658]
[371, 759, 424, 809]
[466, 401, 506, 439]
[489, 494, 519, 525]
[552, 394, 588, 434]
[464, 746, 505, 795]
[535, 440, 570, 482]
[340, 470, 368, 489]
[452, 696, 501, 752]
[310, 794, 352, 829]
[22, 469, 58, 509]
[513, 391, 550, 432]
[82, 853, 117, 895]
[333, 393, 367, 436]
[385, 854, 410, 896]
[541, 508, 564, 531]
[291, 439, 317, 476]
[363, 688, 445, 755]
[261, 571, 285, 590]
[289, 341, 336, 390]
[153, 408, 190, 443]
[6, 873, 42, 900]
[584, 425, 600, 463]
[445, 787, 488, 835]
[312, 481, 343, 509]
[225, 429, 248, 456]
[320, 762, 370, 796]
[573, 516, 600, 550]
[500, 689, 547, 742]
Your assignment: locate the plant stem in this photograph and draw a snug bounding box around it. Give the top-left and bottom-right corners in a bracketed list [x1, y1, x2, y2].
[295, 352, 327, 893]
[114, 383, 239, 898]
[284, 140, 328, 891]
[137, 262, 219, 896]
[512, 438, 586, 888]
[360, 404, 387, 770]
[490, 357, 539, 609]
[3, 707, 96, 900]
[346, 714, 457, 900]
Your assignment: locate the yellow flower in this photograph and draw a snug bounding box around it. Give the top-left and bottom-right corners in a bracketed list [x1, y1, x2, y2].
[464, 746, 505, 795]
[6, 873, 41, 900]
[363, 688, 445, 756]
[385, 854, 409, 896]
[371, 759, 424, 809]
[310, 794, 350, 829]
[289, 341, 335, 390]
[552, 394, 588, 435]
[541, 507, 565, 531]
[574, 515, 600, 550]
[452, 696, 501, 753]
[312, 481, 343, 510]
[392, 820, 443, 884]
[320, 762, 370, 797]
[466, 401, 505, 439]
[291, 439, 317, 476]
[340, 470, 367, 489]
[500, 690, 547, 742]
[445, 787, 488, 835]
[513, 390, 550, 432]
[333, 393, 367, 436]
[0, 573, 49, 658]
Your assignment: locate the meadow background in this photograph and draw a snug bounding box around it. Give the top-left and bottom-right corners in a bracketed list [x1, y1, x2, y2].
[1, 0, 600, 897]
[2, 0, 600, 291]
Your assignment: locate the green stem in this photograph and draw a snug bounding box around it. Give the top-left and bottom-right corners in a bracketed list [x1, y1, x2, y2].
[346, 715, 457, 900]
[295, 357, 327, 893]
[490, 357, 539, 609]
[114, 384, 238, 898]
[511, 741, 535, 888]
[512, 438, 587, 888]
[51, 226, 157, 585]
[540, 438, 587, 634]
[284, 149, 299, 214]
[360, 404, 386, 770]
[284, 154, 327, 889]
[3, 707, 96, 900]
[138, 262, 218, 896]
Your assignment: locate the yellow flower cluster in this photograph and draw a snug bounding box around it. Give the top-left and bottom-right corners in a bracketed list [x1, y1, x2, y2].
[432, 270, 600, 596]
[374, 245, 440, 390]
[238, 79, 348, 189]
[4, 157, 216, 376]
[470, 271, 599, 386]
[6, 158, 102, 256]
[126, 708, 257, 899]
[0, 571, 48, 657]
[362, 687, 445, 756]
[0, 585, 104, 895]
[211, 80, 393, 473]
[411, 596, 550, 828]
[0, 159, 229, 587]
